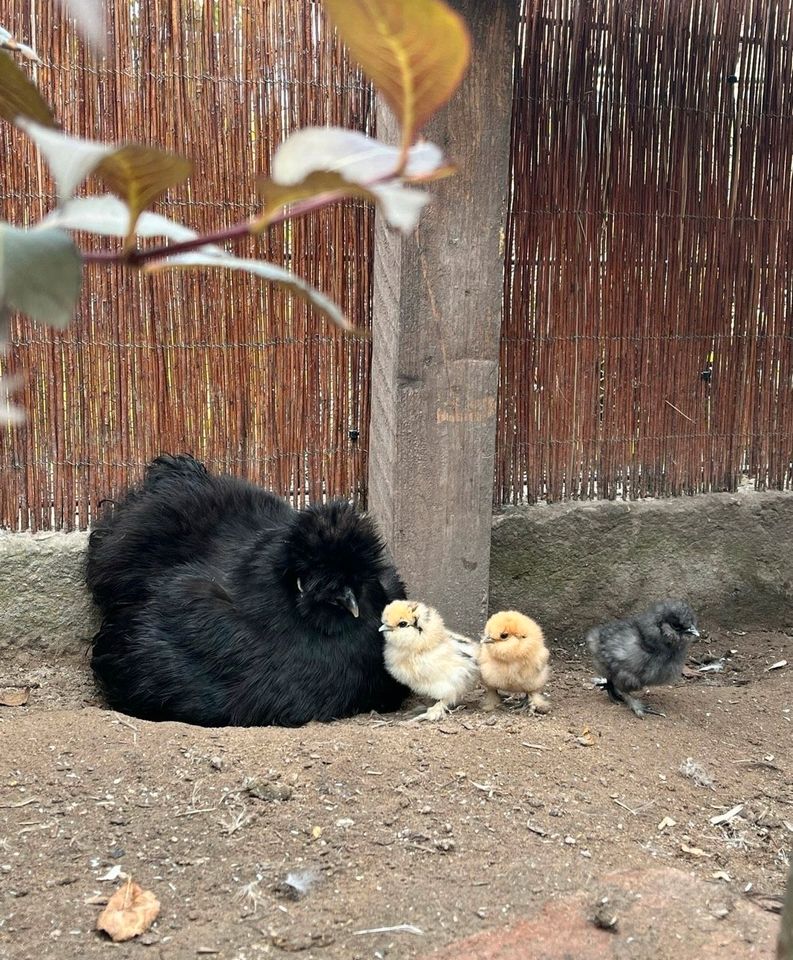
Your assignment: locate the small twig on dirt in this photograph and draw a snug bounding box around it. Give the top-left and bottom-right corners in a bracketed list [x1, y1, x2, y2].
[733, 759, 781, 771]
[0, 797, 40, 808]
[471, 781, 503, 795]
[365, 770, 383, 776]
[353, 924, 424, 937]
[85, 894, 110, 906]
[404, 842, 438, 854]
[522, 742, 550, 751]
[709, 804, 744, 826]
[110, 712, 140, 744]
[17, 820, 56, 835]
[613, 798, 656, 816]
[175, 806, 218, 818]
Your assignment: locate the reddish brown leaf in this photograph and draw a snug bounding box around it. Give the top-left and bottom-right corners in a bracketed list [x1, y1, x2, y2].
[96, 879, 160, 942]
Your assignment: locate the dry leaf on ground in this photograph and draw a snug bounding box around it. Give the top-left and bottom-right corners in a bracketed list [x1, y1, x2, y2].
[96, 878, 160, 942]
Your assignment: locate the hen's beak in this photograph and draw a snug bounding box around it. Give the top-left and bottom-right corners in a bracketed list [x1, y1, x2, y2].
[687, 626, 700, 637]
[378, 623, 389, 633]
[338, 587, 360, 618]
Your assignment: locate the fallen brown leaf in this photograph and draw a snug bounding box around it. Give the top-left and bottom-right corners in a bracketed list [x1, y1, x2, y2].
[96, 879, 160, 942]
[0, 687, 30, 707]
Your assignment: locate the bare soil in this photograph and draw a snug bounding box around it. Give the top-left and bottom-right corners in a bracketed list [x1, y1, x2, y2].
[1, 629, 791, 960]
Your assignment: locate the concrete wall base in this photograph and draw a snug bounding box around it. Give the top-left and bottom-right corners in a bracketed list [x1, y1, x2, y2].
[490, 490, 793, 640]
[1, 491, 791, 653]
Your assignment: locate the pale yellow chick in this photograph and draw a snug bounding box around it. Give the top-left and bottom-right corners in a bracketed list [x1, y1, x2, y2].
[479, 610, 550, 713]
[380, 600, 479, 721]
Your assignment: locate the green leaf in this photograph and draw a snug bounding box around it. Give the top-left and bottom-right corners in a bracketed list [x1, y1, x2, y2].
[0, 50, 54, 126]
[258, 128, 452, 233]
[271, 128, 446, 182]
[96, 146, 193, 242]
[258, 168, 430, 234]
[147, 251, 353, 332]
[39, 195, 203, 242]
[259, 169, 374, 222]
[0, 25, 41, 62]
[17, 121, 192, 243]
[322, 0, 471, 150]
[0, 223, 83, 328]
[16, 119, 112, 201]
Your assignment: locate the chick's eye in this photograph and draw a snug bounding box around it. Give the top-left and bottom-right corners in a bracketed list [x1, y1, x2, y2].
[500, 632, 508, 640]
[398, 620, 408, 628]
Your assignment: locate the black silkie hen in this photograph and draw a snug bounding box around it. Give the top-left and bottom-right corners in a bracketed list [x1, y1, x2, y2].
[586, 599, 700, 718]
[87, 454, 409, 726]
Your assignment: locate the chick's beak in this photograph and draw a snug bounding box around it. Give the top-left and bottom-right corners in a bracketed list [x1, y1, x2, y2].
[378, 623, 389, 633]
[687, 626, 700, 637]
[338, 587, 359, 618]
[480, 635, 495, 644]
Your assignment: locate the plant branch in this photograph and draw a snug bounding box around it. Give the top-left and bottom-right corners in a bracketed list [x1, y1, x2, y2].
[80, 188, 360, 267]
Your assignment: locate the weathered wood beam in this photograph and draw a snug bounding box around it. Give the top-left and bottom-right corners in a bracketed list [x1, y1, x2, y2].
[368, 0, 518, 636]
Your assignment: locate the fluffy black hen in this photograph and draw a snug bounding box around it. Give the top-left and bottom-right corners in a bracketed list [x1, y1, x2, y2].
[86, 454, 409, 726]
[586, 599, 700, 718]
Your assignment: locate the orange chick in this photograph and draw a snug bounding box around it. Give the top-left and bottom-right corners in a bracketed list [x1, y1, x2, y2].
[479, 610, 550, 713]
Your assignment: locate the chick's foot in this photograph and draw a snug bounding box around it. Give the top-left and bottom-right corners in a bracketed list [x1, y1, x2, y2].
[481, 688, 502, 712]
[530, 693, 550, 714]
[402, 700, 451, 723]
[624, 693, 665, 719]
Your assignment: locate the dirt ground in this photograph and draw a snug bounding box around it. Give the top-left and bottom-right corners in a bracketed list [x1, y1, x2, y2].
[1, 630, 791, 960]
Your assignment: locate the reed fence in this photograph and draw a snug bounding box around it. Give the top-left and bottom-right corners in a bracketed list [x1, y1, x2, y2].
[1, 0, 792, 530]
[0, 0, 374, 529]
[496, 0, 793, 502]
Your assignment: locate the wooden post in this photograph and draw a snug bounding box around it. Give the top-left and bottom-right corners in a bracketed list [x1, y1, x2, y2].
[368, 0, 518, 636]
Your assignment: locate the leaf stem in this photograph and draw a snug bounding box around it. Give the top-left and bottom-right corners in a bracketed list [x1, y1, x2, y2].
[80, 189, 359, 266]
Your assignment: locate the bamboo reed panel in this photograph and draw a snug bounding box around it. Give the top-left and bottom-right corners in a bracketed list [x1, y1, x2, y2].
[0, 0, 374, 530]
[496, 0, 793, 504]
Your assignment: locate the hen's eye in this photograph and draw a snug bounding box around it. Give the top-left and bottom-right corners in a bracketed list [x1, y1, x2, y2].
[398, 620, 408, 628]
[500, 632, 508, 639]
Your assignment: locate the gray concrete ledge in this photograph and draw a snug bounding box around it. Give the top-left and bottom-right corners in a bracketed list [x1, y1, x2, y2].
[0, 531, 98, 654]
[490, 490, 793, 640]
[1, 490, 791, 653]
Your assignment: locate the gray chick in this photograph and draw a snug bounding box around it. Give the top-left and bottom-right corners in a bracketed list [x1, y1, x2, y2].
[586, 599, 700, 718]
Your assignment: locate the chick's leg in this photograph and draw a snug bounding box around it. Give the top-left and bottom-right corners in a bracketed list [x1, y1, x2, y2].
[604, 678, 624, 704]
[622, 693, 665, 718]
[481, 688, 502, 712]
[423, 700, 451, 722]
[404, 700, 450, 723]
[529, 692, 550, 714]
